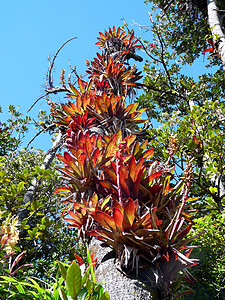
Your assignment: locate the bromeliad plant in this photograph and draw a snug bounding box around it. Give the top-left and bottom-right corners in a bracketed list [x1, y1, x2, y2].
[54, 26, 198, 299]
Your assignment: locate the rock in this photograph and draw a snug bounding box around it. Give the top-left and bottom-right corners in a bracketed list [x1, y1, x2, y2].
[89, 239, 152, 300]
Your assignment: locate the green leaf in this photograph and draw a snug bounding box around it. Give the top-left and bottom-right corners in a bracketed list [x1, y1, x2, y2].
[31, 199, 39, 210]
[0, 275, 20, 283]
[26, 277, 46, 295]
[58, 261, 67, 282]
[17, 181, 25, 193]
[100, 291, 110, 300]
[86, 278, 93, 293]
[66, 261, 82, 299]
[58, 286, 68, 300]
[87, 246, 95, 283]
[77, 288, 88, 300]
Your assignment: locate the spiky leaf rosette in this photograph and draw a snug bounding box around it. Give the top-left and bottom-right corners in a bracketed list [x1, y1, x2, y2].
[55, 131, 120, 199]
[59, 132, 196, 267]
[53, 90, 146, 137]
[87, 53, 142, 97]
[96, 26, 142, 60]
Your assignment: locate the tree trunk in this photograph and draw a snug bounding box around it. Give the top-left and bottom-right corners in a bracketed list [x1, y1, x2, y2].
[17, 132, 63, 225]
[89, 239, 152, 300]
[207, 0, 225, 69]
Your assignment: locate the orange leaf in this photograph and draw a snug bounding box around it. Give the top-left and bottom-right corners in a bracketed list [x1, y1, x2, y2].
[124, 199, 135, 227]
[92, 211, 117, 230]
[113, 208, 124, 230]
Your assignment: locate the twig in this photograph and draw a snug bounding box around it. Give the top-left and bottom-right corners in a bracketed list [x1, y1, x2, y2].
[27, 93, 49, 113]
[28, 37, 77, 113]
[48, 37, 77, 89]
[26, 123, 56, 147]
[137, 37, 161, 63]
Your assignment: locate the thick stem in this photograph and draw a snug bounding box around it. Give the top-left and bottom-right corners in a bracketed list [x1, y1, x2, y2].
[116, 159, 123, 204]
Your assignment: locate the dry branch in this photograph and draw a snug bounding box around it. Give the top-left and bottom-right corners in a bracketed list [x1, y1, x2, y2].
[19, 38, 78, 225]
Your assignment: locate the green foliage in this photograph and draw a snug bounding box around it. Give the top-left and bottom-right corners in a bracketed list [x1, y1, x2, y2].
[145, 0, 209, 65]
[135, 0, 225, 298]
[185, 213, 225, 299]
[0, 105, 30, 156]
[0, 135, 82, 282]
[0, 247, 110, 300]
[144, 99, 225, 212]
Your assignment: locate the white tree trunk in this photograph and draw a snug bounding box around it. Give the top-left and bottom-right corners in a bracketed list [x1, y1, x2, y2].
[17, 132, 63, 224]
[207, 0, 225, 69]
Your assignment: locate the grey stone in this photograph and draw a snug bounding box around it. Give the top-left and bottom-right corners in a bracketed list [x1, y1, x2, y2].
[89, 239, 152, 300]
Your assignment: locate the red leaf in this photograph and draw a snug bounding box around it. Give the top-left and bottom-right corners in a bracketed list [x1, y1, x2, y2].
[148, 170, 163, 181]
[132, 165, 144, 198]
[92, 211, 117, 230]
[202, 47, 214, 53]
[74, 253, 84, 266]
[142, 170, 163, 186]
[90, 253, 98, 268]
[149, 184, 162, 195]
[142, 148, 154, 159]
[124, 199, 135, 227]
[103, 167, 117, 182]
[78, 77, 85, 93]
[113, 26, 116, 35]
[129, 156, 137, 182]
[162, 254, 169, 263]
[55, 186, 71, 195]
[119, 174, 130, 197]
[113, 208, 124, 230]
[10, 251, 26, 274]
[67, 210, 80, 219]
[175, 224, 192, 242]
[58, 152, 79, 174]
[208, 39, 214, 47]
[169, 217, 184, 240]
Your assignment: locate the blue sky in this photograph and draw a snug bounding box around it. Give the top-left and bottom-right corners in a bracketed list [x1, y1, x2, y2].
[0, 1, 212, 151]
[0, 0, 153, 150]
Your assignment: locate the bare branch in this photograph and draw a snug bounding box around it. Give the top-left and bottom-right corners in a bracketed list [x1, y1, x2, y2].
[26, 123, 56, 147]
[47, 37, 77, 89]
[27, 93, 49, 113]
[27, 37, 77, 113]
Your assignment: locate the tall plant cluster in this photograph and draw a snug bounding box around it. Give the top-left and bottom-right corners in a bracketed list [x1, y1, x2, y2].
[53, 27, 197, 299]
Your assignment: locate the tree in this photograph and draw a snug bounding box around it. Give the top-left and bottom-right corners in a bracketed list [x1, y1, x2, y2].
[0, 106, 84, 283]
[135, 0, 225, 297]
[0, 105, 30, 156]
[207, 0, 225, 68]
[136, 0, 225, 213]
